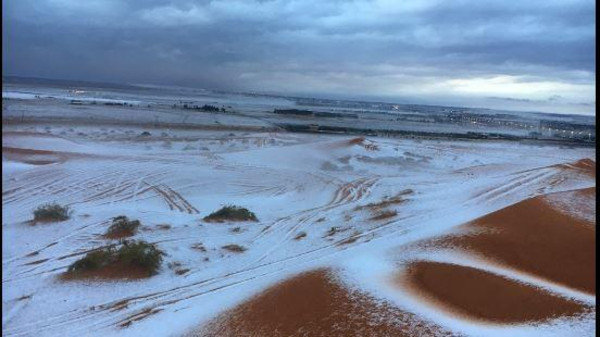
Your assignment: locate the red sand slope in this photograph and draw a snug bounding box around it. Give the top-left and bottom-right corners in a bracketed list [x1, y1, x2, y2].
[400, 261, 589, 323]
[191, 269, 456, 337]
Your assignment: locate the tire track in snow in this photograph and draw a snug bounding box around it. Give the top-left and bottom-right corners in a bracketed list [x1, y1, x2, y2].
[144, 183, 199, 214]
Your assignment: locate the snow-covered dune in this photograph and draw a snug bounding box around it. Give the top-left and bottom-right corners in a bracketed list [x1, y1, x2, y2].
[2, 122, 595, 337]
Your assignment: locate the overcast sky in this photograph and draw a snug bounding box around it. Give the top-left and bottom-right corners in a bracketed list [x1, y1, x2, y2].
[2, 0, 596, 115]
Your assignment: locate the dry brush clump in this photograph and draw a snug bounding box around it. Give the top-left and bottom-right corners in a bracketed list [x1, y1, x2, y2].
[104, 216, 141, 239]
[294, 232, 307, 240]
[325, 226, 343, 237]
[323, 226, 351, 239]
[222, 244, 247, 253]
[191, 243, 207, 252]
[337, 230, 363, 246]
[370, 210, 398, 221]
[33, 203, 71, 222]
[65, 240, 163, 279]
[204, 205, 258, 223]
[354, 189, 413, 212]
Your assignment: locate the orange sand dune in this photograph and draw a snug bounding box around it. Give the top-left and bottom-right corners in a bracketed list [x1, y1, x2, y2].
[324, 136, 379, 151]
[191, 269, 456, 337]
[570, 158, 595, 177]
[553, 158, 595, 178]
[3, 144, 117, 165]
[400, 261, 589, 323]
[433, 188, 596, 294]
[543, 187, 596, 226]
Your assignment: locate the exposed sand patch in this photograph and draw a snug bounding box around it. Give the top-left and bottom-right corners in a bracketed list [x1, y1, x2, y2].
[400, 261, 589, 324]
[2, 130, 125, 167]
[2, 131, 77, 149]
[543, 187, 596, 226]
[370, 209, 398, 220]
[2, 147, 67, 165]
[102, 229, 136, 240]
[348, 137, 366, 145]
[221, 244, 247, 253]
[354, 189, 413, 211]
[191, 269, 455, 337]
[347, 137, 379, 151]
[432, 189, 596, 294]
[552, 158, 595, 178]
[570, 158, 595, 178]
[293, 231, 307, 240]
[60, 263, 154, 281]
[324, 136, 380, 152]
[156, 224, 172, 230]
[2, 144, 108, 165]
[118, 307, 164, 328]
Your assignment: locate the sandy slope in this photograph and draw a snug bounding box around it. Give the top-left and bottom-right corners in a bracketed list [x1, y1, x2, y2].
[400, 261, 590, 323]
[191, 269, 457, 337]
[384, 183, 595, 336]
[424, 188, 595, 294]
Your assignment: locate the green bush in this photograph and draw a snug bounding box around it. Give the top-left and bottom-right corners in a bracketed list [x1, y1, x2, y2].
[67, 240, 163, 276]
[203, 205, 258, 222]
[67, 247, 116, 272]
[105, 216, 141, 238]
[33, 203, 71, 222]
[117, 241, 163, 273]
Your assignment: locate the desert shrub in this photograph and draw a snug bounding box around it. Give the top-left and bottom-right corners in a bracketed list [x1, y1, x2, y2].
[222, 244, 247, 253]
[117, 241, 163, 274]
[67, 240, 163, 276]
[33, 203, 71, 222]
[67, 247, 116, 273]
[325, 227, 339, 237]
[105, 216, 140, 238]
[203, 205, 258, 222]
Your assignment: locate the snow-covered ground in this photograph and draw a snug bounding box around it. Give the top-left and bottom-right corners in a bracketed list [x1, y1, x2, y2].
[2, 116, 595, 336]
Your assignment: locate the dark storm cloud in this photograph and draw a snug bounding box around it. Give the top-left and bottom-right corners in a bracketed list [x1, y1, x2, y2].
[2, 0, 595, 114]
